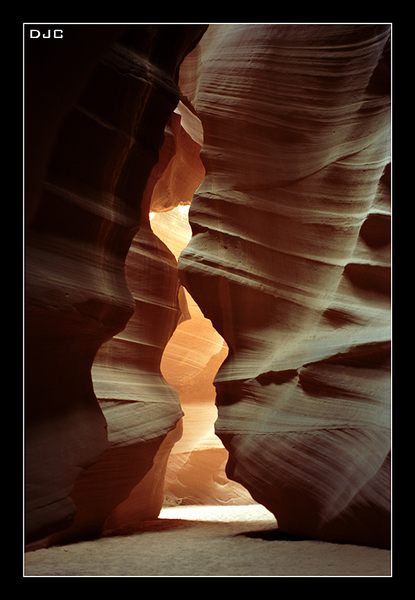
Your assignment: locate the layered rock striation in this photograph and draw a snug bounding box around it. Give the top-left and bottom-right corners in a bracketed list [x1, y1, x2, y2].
[179, 24, 391, 547]
[26, 23, 391, 549]
[25, 25, 207, 543]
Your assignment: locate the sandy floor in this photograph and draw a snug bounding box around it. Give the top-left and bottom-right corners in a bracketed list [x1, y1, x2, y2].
[25, 505, 391, 577]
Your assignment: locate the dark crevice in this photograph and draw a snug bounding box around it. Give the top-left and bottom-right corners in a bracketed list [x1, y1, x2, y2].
[344, 263, 390, 296]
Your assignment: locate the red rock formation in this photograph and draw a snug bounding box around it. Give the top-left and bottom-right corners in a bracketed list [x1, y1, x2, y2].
[150, 100, 206, 211]
[179, 24, 391, 547]
[69, 100, 209, 539]
[151, 207, 254, 506]
[25, 24, 207, 544]
[26, 23, 391, 550]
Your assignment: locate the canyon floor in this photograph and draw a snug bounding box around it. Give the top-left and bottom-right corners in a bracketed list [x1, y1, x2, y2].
[24, 505, 390, 577]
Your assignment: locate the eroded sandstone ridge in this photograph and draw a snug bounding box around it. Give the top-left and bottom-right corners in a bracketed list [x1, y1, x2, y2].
[179, 25, 391, 547]
[25, 25, 207, 543]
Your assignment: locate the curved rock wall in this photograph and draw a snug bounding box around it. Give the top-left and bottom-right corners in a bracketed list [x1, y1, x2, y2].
[26, 23, 391, 549]
[82, 102, 206, 538]
[25, 24, 207, 544]
[179, 24, 391, 547]
[151, 206, 255, 506]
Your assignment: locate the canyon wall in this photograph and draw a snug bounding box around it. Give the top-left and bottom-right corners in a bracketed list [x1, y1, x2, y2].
[179, 24, 391, 547]
[26, 23, 391, 548]
[25, 25, 207, 544]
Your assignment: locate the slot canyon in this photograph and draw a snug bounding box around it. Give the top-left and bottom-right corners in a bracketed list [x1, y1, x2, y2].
[24, 23, 391, 577]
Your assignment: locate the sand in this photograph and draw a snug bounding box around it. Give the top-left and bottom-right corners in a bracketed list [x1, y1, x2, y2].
[24, 505, 391, 577]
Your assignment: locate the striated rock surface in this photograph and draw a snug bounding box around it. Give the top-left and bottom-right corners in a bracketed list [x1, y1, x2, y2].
[26, 23, 391, 549]
[25, 24, 207, 544]
[52, 224, 183, 542]
[77, 99, 208, 537]
[179, 24, 391, 547]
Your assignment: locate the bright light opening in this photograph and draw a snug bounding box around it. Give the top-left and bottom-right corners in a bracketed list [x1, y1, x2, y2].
[177, 204, 190, 216]
[150, 205, 255, 508]
[159, 504, 274, 522]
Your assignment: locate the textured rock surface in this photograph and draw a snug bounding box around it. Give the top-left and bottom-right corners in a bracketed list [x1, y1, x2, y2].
[52, 224, 183, 543]
[75, 100, 208, 538]
[25, 24, 207, 544]
[179, 24, 391, 547]
[26, 23, 391, 551]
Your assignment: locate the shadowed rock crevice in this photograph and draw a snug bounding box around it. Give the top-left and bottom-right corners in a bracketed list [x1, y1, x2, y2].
[25, 24, 207, 545]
